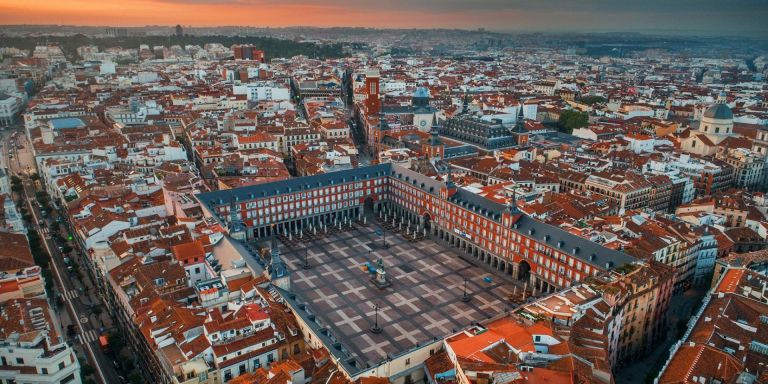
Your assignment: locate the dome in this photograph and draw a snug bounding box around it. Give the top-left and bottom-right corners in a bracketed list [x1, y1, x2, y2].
[703, 103, 733, 120]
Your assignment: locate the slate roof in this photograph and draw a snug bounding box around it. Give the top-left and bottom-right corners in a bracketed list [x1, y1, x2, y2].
[198, 164, 636, 270]
[703, 103, 733, 120]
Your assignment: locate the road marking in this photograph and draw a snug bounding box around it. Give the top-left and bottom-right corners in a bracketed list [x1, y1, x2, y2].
[25, 172, 107, 383]
[63, 289, 78, 301]
[77, 329, 99, 344]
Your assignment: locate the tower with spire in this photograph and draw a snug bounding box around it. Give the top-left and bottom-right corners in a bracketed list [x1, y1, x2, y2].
[461, 92, 470, 115]
[268, 234, 290, 290]
[423, 115, 444, 161]
[228, 196, 246, 241]
[510, 103, 529, 147]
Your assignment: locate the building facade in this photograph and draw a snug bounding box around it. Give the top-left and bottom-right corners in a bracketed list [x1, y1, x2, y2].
[197, 163, 636, 293]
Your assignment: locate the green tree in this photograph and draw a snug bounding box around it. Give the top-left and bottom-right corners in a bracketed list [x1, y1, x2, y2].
[10, 176, 21, 185]
[108, 331, 127, 354]
[30, 173, 40, 181]
[557, 110, 589, 134]
[129, 371, 144, 384]
[579, 95, 606, 105]
[81, 363, 95, 377]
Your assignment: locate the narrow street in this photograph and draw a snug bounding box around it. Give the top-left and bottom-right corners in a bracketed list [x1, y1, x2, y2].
[3, 127, 123, 384]
[616, 287, 707, 384]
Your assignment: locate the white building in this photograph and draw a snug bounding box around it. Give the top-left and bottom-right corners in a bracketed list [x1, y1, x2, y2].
[232, 83, 290, 102]
[0, 91, 24, 127]
[0, 299, 82, 384]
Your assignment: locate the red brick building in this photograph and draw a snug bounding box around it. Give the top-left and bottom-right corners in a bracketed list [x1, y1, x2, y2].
[197, 163, 635, 292]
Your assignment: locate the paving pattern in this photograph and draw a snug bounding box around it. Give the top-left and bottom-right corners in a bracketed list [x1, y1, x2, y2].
[280, 225, 514, 367]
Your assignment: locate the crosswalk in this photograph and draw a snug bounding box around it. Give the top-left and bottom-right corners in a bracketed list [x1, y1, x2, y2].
[77, 329, 99, 344]
[62, 289, 79, 301]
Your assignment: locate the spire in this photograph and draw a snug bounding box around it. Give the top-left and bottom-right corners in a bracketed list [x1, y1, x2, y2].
[270, 228, 287, 279]
[445, 167, 454, 187]
[513, 103, 526, 133]
[506, 186, 519, 214]
[462, 92, 470, 115]
[716, 90, 727, 104]
[379, 112, 389, 131]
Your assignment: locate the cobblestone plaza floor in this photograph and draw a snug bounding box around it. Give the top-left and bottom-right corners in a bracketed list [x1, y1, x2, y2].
[278, 224, 515, 367]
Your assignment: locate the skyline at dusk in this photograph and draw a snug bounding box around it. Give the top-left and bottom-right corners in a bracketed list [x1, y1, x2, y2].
[1, 0, 767, 37]
[2, 1, 768, 384]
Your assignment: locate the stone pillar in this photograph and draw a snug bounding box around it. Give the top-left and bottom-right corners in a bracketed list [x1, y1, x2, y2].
[512, 263, 520, 280]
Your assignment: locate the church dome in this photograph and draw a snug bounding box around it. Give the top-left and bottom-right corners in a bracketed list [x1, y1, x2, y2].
[703, 103, 733, 120]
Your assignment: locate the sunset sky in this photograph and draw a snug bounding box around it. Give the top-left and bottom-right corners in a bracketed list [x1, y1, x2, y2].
[1, 0, 766, 37]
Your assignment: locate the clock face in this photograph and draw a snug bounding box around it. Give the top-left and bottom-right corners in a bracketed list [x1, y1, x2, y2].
[420, 120, 427, 126]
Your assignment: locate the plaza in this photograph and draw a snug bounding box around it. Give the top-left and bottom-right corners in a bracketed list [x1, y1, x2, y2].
[276, 223, 517, 370]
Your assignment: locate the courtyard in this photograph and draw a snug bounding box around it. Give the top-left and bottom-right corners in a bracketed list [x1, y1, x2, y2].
[277, 224, 517, 369]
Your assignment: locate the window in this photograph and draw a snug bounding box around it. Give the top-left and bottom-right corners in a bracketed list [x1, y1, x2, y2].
[41, 368, 48, 374]
[16, 357, 23, 364]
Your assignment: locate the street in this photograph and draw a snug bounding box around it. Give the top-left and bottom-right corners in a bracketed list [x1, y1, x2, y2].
[615, 287, 707, 384]
[2, 127, 123, 384]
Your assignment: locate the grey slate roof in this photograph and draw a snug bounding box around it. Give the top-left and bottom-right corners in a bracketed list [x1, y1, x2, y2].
[195, 163, 636, 270]
[703, 103, 733, 120]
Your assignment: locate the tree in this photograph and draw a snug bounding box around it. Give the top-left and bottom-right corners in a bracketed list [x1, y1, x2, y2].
[579, 95, 606, 105]
[81, 363, 95, 377]
[129, 371, 144, 384]
[10, 176, 21, 185]
[557, 110, 589, 134]
[91, 305, 103, 318]
[30, 173, 40, 181]
[108, 331, 127, 355]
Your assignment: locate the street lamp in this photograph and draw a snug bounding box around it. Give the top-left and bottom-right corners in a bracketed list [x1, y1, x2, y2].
[302, 243, 311, 270]
[371, 303, 382, 334]
[461, 277, 471, 302]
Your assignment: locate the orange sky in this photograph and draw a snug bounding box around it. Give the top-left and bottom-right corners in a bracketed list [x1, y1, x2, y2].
[0, 0, 513, 29]
[1, 0, 766, 36]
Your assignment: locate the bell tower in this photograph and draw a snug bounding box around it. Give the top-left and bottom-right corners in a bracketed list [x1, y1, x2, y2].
[365, 70, 381, 114]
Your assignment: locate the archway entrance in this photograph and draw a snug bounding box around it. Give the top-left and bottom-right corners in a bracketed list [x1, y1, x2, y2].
[518, 260, 531, 282]
[364, 197, 375, 214]
[422, 213, 431, 231]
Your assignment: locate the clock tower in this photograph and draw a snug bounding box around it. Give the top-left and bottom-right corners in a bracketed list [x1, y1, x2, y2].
[365, 70, 381, 114]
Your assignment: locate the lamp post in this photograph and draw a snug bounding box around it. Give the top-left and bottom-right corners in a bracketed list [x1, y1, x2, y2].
[461, 277, 471, 302]
[371, 303, 382, 334]
[303, 243, 311, 270]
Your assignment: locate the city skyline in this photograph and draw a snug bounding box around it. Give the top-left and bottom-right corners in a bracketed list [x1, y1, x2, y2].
[1, 0, 767, 38]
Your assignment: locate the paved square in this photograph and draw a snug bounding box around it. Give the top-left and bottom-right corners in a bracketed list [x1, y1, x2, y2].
[279, 225, 513, 368]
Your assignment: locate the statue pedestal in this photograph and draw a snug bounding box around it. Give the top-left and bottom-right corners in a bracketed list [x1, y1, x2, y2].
[372, 269, 391, 289]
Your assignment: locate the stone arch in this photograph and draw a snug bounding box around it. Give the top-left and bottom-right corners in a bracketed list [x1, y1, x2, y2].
[518, 260, 531, 281]
[422, 212, 432, 231]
